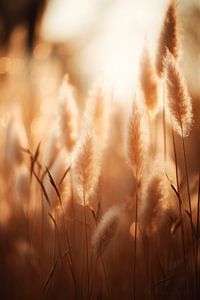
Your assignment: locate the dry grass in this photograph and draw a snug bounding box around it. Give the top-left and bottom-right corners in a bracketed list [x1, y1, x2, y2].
[0, 1, 199, 300]
[156, 0, 180, 76]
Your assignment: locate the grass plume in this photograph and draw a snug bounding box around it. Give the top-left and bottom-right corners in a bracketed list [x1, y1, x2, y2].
[156, 0, 180, 76]
[165, 51, 193, 137]
[140, 44, 158, 112]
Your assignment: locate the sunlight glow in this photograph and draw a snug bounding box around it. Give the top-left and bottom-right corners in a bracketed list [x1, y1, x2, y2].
[42, 0, 168, 101]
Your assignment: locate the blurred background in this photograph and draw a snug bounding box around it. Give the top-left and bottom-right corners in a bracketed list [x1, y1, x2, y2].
[0, 0, 199, 159]
[0, 0, 199, 98]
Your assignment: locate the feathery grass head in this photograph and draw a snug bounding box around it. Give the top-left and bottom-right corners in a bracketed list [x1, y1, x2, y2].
[165, 51, 193, 137]
[156, 0, 180, 76]
[139, 167, 168, 236]
[92, 205, 120, 257]
[127, 99, 148, 182]
[140, 44, 158, 112]
[58, 75, 78, 152]
[72, 129, 101, 205]
[84, 83, 110, 147]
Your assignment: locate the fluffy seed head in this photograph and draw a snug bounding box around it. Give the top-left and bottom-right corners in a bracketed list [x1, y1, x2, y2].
[58, 75, 78, 152]
[127, 100, 147, 181]
[139, 170, 168, 235]
[92, 206, 120, 257]
[165, 52, 193, 137]
[140, 44, 158, 111]
[72, 130, 101, 205]
[84, 83, 110, 147]
[156, 0, 180, 76]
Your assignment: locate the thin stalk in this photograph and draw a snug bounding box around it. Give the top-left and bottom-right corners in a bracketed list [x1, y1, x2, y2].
[154, 242, 167, 300]
[141, 233, 149, 298]
[46, 213, 69, 295]
[60, 202, 78, 299]
[33, 168, 48, 283]
[162, 82, 167, 162]
[46, 212, 58, 293]
[101, 255, 112, 300]
[171, 127, 186, 265]
[83, 187, 90, 298]
[181, 129, 196, 298]
[53, 211, 58, 267]
[80, 228, 85, 300]
[181, 129, 195, 256]
[36, 169, 77, 296]
[41, 191, 44, 282]
[149, 236, 152, 300]
[90, 207, 112, 300]
[89, 257, 99, 300]
[70, 173, 76, 247]
[47, 175, 76, 288]
[196, 172, 200, 299]
[133, 187, 138, 300]
[148, 114, 155, 158]
[26, 203, 31, 298]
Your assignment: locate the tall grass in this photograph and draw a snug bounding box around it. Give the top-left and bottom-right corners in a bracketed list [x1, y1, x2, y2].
[0, 1, 199, 300]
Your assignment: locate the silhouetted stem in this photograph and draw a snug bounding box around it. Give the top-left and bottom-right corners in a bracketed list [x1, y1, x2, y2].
[196, 172, 200, 298]
[171, 127, 186, 265]
[162, 82, 167, 162]
[83, 187, 90, 298]
[133, 185, 138, 300]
